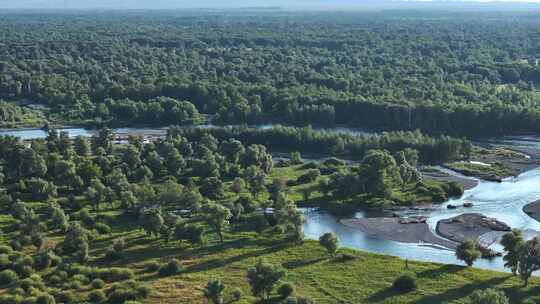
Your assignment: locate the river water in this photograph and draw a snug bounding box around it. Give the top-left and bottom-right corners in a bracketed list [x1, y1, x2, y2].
[3, 127, 540, 271]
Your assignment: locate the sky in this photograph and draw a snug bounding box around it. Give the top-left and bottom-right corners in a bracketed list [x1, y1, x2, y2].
[1, 0, 540, 9]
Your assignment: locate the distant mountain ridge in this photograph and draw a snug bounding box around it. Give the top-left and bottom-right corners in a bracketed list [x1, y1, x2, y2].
[2, 0, 540, 10]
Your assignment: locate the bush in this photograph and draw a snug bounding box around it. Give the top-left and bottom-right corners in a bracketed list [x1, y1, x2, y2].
[443, 181, 464, 197]
[393, 274, 417, 293]
[297, 297, 316, 304]
[104, 248, 123, 261]
[88, 290, 106, 303]
[16, 266, 33, 278]
[284, 297, 298, 304]
[296, 169, 321, 184]
[10, 240, 22, 251]
[232, 288, 242, 301]
[0, 254, 11, 270]
[0, 269, 19, 285]
[0, 245, 13, 255]
[144, 261, 160, 272]
[54, 291, 76, 304]
[48, 275, 61, 285]
[35, 294, 55, 304]
[72, 274, 89, 284]
[278, 282, 295, 299]
[33, 252, 53, 270]
[158, 259, 182, 277]
[94, 223, 111, 235]
[91, 278, 105, 289]
[469, 288, 509, 304]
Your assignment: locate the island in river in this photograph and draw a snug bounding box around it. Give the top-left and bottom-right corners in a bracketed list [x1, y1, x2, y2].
[341, 213, 511, 251]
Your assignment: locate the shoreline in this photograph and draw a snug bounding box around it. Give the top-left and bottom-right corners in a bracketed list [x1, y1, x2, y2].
[340, 217, 459, 249]
[340, 213, 512, 253]
[421, 168, 479, 190]
[523, 199, 540, 223]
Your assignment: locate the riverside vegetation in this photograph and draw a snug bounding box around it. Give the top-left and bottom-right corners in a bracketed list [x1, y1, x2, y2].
[0, 127, 535, 303]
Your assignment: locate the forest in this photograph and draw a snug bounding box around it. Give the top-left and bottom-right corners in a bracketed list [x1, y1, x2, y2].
[1, 11, 540, 135]
[2, 9, 540, 304]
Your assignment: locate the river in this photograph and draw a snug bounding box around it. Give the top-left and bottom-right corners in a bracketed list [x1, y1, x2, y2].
[3, 126, 540, 271]
[305, 135, 540, 272]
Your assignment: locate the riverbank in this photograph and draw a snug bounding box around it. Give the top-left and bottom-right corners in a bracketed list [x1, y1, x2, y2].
[436, 213, 510, 244]
[523, 199, 540, 223]
[445, 146, 540, 182]
[340, 217, 458, 249]
[421, 168, 479, 190]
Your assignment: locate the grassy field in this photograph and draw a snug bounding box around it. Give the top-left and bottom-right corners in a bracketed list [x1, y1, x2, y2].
[1, 163, 533, 304]
[101, 225, 540, 304]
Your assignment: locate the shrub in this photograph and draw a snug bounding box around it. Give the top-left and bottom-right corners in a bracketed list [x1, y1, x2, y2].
[78, 209, 95, 227]
[33, 252, 53, 270]
[54, 291, 76, 304]
[284, 297, 298, 304]
[232, 288, 242, 301]
[72, 274, 89, 284]
[0, 269, 19, 285]
[296, 169, 320, 184]
[35, 294, 55, 304]
[104, 248, 123, 261]
[94, 223, 111, 235]
[10, 240, 22, 251]
[0, 245, 13, 255]
[17, 266, 34, 278]
[278, 282, 295, 298]
[297, 297, 316, 304]
[48, 275, 61, 285]
[469, 288, 509, 304]
[393, 274, 417, 293]
[158, 259, 182, 277]
[88, 290, 106, 303]
[102, 268, 134, 282]
[144, 261, 160, 272]
[0, 295, 24, 304]
[91, 278, 105, 289]
[0, 254, 11, 270]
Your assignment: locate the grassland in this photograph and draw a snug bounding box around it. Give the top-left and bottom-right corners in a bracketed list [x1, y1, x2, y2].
[96, 218, 540, 304]
[0, 163, 532, 304]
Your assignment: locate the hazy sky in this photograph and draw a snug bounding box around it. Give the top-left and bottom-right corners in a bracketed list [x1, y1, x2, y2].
[1, 0, 540, 9]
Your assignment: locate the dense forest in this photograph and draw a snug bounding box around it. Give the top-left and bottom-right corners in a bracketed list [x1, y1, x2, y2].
[1, 11, 540, 135]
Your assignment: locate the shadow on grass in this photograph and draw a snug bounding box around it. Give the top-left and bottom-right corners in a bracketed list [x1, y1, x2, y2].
[415, 276, 511, 304]
[282, 257, 325, 270]
[367, 286, 403, 303]
[368, 272, 512, 303]
[183, 241, 292, 274]
[416, 264, 463, 279]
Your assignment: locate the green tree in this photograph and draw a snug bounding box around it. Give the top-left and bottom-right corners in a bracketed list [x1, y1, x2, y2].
[204, 278, 226, 304]
[244, 165, 266, 198]
[319, 232, 339, 257]
[74, 136, 91, 156]
[202, 203, 232, 243]
[246, 259, 285, 300]
[140, 208, 164, 238]
[501, 229, 524, 275]
[455, 240, 480, 267]
[469, 289, 509, 304]
[517, 237, 540, 286]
